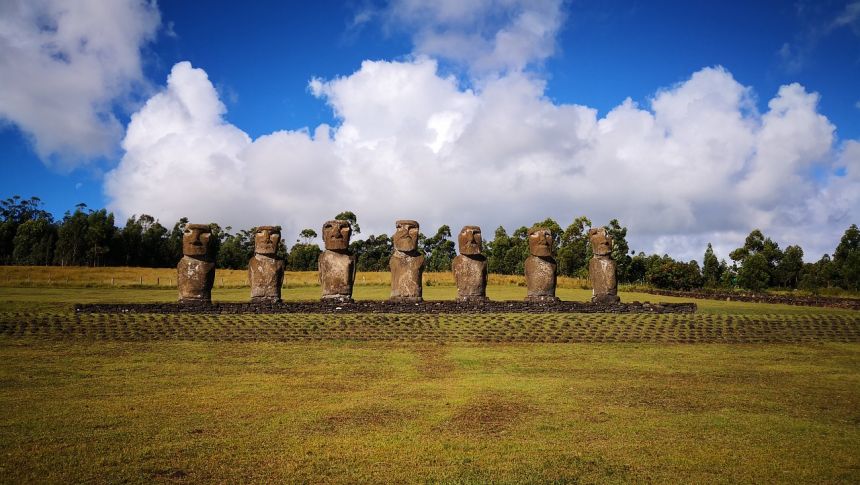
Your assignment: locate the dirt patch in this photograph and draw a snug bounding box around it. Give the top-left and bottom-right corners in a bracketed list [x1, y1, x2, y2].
[149, 468, 188, 481]
[442, 392, 534, 436]
[414, 344, 455, 379]
[610, 384, 715, 412]
[310, 404, 415, 433]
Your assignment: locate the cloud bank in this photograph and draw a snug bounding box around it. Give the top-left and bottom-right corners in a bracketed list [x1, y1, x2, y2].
[2, 0, 855, 262]
[105, 58, 857, 262]
[0, 0, 159, 167]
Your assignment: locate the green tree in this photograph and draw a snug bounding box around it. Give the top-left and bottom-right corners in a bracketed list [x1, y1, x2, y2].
[352, 234, 392, 271]
[506, 226, 531, 275]
[646, 258, 703, 290]
[85, 209, 116, 267]
[730, 229, 784, 288]
[737, 252, 770, 291]
[166, 217, 189, 264]
[299, 228, 318, 244]
[486, 226, 512, 274]
[833, 224, 860, 290]
[287, 242, 321, 271]
[799, 254, 836, 293]
[217, 228, 255, 270]
[718, 260, 734, 288]
[702, 243, 721, 287]
[139, 216, 169, 267]
[628, 252, 650, 283]
[12, 218, 56, 265]
[605, 219, 632, 283]
[557, 216, 591, 277]
[1, 195, 53, 264]
[423, 225, 456, 272]
[119, 216, 144, 266]
[775, 245, 804, 288]
[54, 206, 89, 266]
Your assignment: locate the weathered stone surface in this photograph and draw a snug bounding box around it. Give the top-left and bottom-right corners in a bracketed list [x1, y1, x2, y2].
[525, 226, 558, 301]
[453, 255, 488, 301]
[177, 224, 215, 303]
[453, 225, 488, 301]
[589, 257, 618, 303]
[528, 225, 554, 257]
[390, 220, 424, 302]
[525, 256, 558, 301]
[458, 225, 483, 256]
[322, 220, 350, 251]
[320, 220, 356, 302]
[588, 227, 620, 303]
[249, 226, 285, 302]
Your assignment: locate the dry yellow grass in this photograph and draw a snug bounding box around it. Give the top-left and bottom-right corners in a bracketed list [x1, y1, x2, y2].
[0, 265, 589, 289]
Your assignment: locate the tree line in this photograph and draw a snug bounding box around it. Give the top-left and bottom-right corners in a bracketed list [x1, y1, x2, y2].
[1, 195, 857, 291]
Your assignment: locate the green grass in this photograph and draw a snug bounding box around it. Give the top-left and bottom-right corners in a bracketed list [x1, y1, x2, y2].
[1, 339, 858, 483]
[1, 284, 857, 315]
[0, 284, 859, 483]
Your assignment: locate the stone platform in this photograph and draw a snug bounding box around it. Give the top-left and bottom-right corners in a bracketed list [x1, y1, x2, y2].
[75, 300, 696, 314]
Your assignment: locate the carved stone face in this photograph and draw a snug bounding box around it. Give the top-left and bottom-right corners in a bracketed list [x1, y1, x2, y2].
[393, 220, 420, 252]
[458, 225, 483, 256]
[589, 228, 613, 256]
[322, 220, 351, 251]
[182, 224, 213, 258]
[528, 226, 554, 257]
[254, 226, 281, 256]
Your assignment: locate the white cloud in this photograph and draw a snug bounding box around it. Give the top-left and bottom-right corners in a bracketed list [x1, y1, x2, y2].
[0, 0, 159, 167]
[383, 0, 565, 75]
[106, 59, 858, 263]
[105, 62, 342, 234]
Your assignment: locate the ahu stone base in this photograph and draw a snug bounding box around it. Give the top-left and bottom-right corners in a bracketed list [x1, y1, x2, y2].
[76, 300, 697, 314]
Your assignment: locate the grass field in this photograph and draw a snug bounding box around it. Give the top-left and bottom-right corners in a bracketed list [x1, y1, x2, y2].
[0, 265, 590, 289]
[1, 267, 859, 483]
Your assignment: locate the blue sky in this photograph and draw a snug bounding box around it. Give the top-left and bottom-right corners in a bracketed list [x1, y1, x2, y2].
[0, 0, 858, 261]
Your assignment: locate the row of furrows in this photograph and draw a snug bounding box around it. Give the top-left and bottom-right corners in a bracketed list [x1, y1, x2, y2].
[0, 313, 858, 343]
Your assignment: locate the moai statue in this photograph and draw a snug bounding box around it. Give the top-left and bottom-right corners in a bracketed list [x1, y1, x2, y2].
[588, 227, 620, 303]
[248, 226, 285, 302]
[524, 226, 559, 302]
[177, 223, 216, 303]
[389, 220, 425, 303]
[319, 220, 356, 302]
[452, 225, 488, 302]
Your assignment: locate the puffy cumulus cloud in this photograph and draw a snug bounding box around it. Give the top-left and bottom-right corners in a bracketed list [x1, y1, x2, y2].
[105, 62, 342, 233]
[106, 59, 857, 262]
[382, 0, 565, 74]
[0, 0, 159, 167]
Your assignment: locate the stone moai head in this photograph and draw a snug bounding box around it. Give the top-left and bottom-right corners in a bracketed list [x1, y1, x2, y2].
[393, 220, 420, 252]
[254, 226, 281, 257]
[528, 226, 554, 257]
[458, 226, 483, 256]
[323, 220, 352, 251]
[182, 224, 214, 260]
[589, 227, 613, 257]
